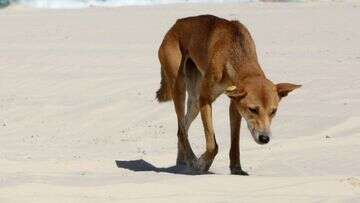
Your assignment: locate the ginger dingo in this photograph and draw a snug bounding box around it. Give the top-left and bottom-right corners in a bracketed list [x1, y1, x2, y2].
[156, 15, 300, 175]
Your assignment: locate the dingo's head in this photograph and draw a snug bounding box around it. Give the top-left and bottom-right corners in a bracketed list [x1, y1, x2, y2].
[226, 77, 301, 145]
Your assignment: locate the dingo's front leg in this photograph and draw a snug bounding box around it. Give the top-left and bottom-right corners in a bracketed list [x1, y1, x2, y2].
[196, 75, 220, 172]
[197, 96, 218, 172]
[229, 100, 248, 175]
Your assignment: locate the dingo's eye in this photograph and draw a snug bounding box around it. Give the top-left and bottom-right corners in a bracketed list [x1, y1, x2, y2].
[270, 108, 277, 116]
[248, 107, 259, 114]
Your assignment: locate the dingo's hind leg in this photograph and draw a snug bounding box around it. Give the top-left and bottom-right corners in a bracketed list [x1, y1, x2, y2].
[176, 59, 201, 166]
[173, 57, 198, 169]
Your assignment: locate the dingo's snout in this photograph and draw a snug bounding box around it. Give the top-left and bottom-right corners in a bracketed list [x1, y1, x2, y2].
[258, 134, 270, 144]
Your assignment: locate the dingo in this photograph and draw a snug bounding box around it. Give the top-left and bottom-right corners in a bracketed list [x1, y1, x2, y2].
[156, 15, 300, 175]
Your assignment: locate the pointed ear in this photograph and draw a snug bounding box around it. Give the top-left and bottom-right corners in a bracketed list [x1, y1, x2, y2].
[225, 86, 247, 100]
[276, 83, 301, 98]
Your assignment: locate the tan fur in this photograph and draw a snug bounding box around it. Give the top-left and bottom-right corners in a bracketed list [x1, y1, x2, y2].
[156, 15, 300, 175]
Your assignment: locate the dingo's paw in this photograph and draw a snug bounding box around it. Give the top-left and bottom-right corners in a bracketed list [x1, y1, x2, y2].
[195, 156, 213, 173]
[230, 167, 249, 176]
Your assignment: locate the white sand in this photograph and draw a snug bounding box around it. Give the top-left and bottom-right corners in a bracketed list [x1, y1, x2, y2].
[1, 2, 360, 202]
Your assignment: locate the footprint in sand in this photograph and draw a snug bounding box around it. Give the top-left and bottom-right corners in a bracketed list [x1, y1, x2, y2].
[342, 177, 360, 188]
[318, 117, 360, 138]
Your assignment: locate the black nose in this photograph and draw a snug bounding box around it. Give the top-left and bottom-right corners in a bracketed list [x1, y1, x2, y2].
[259, 135, 270, 144]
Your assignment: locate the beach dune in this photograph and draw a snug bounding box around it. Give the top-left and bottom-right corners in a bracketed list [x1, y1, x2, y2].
[0, 2, 360, 202]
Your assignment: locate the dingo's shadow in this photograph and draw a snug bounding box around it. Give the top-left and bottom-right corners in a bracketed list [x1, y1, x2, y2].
[115, 159, 212, 175]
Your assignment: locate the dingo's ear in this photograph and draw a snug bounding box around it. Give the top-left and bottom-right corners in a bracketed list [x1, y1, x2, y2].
[276, 83, 301, 98]
[225, 86, 247, 100]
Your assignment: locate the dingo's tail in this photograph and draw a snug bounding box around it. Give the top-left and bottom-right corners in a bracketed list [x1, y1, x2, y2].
[156, 67, 172, 102]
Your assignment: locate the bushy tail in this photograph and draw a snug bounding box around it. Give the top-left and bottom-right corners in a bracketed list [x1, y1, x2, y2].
[156, 67, 172, 102]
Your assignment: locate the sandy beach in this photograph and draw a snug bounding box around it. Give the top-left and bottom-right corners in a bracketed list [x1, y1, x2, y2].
[0, 1, 360, 202]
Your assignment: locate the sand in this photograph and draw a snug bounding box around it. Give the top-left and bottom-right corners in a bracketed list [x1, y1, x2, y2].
[0, 2, 360, 202]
